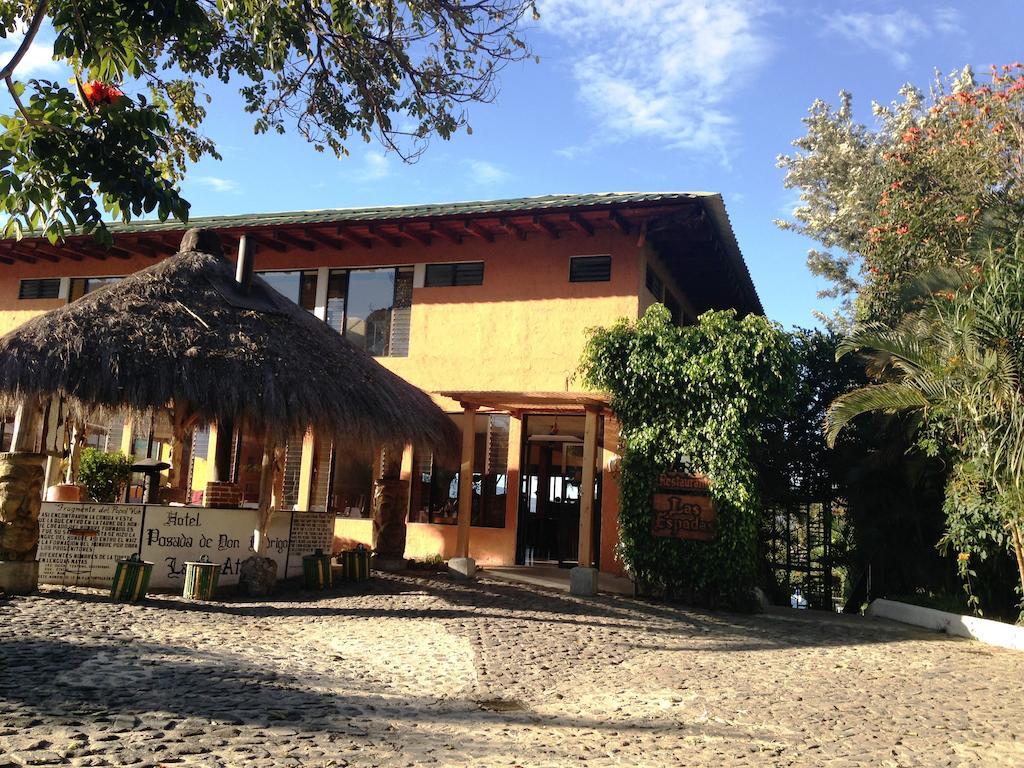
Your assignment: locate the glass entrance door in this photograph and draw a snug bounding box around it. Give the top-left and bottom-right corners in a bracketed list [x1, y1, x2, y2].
[515, 415, 601, 567]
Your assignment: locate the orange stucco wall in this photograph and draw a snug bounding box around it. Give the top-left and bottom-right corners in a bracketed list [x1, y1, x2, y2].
[0, 227, 642, 573]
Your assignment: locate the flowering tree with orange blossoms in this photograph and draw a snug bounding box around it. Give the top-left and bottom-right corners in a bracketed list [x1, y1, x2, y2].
[778, 65, 1024, 327]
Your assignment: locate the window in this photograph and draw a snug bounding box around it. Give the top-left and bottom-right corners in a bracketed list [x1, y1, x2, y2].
[645, 264, 664, 299]
[425, 261, 484, 287]
[569, 255, 611, 282]
[324, 267, 413, 357]
[18, 278, 60, 300]
[69, 276, 123, 302]
[410, 414, 508, 528]
[258, 270, 317, 311]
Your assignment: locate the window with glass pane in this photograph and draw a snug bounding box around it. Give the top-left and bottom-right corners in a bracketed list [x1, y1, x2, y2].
[69, 276, 123, 302]
[325, 270, 349, 333]
[258, 270, 317, 311]
[345, 268, 396, 356]
[410, 414, 508, 528]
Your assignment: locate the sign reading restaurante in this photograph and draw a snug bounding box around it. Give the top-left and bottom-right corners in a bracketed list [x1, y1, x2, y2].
[651, 472, 716, 541]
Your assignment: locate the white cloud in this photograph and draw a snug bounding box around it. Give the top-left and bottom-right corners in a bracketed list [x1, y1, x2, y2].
[465, 159, 510, 186]
[0, 38, 61, 77]
[824, 8, 960, 68]
[195, 176, 241, 194]
[538, 0, 772, 161]
[347, 150, 391, 183]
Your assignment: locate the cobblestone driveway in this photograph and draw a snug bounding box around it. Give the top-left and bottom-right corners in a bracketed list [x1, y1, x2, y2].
[1, 572, 1022, 767]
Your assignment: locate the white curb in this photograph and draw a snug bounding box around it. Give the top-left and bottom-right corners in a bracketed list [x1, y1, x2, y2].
[867, 598, 1024, 652]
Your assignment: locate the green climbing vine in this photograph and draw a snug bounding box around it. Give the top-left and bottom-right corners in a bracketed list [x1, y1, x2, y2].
[581, 305, 796, 607]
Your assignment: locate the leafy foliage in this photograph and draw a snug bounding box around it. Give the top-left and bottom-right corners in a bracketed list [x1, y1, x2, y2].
[778, 65, 1024, 326]
[580, 305, 795, 607]
[77, 446, 132, 503]
[827, 214, 1024, 620]
[0, 0, 537, 243]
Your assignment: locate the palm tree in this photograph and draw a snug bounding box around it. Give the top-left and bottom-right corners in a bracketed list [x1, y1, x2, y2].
[825, 223, 1024, 614]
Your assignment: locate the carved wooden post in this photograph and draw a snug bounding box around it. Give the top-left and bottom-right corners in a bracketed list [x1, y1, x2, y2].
[371, 445, 410, 570]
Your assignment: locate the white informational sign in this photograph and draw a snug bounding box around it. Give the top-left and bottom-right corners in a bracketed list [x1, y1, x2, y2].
[37, 502, 144, 588]
[37, 502, 337, 591]
[285, 512, 336, 578]
[138, 506, 291, 589]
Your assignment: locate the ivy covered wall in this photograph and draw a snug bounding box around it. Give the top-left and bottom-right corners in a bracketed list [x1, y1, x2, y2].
[581, 305, 795, 608]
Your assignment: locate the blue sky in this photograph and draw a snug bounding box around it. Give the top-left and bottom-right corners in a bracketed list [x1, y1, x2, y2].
[4, 1, 1024, 328]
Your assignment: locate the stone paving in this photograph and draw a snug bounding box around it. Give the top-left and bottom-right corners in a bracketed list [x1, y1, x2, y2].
[1, 572, 1022, 767]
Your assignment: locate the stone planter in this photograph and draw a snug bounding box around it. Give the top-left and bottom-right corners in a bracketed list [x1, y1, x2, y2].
[45, 483, 85, 503]
[0, 452, 46, 595]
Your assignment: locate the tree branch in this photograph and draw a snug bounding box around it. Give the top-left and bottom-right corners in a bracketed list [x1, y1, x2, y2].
[0, 1, 50, 81]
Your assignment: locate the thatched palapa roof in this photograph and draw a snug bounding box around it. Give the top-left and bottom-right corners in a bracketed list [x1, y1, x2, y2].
[0, 230, 457, 450]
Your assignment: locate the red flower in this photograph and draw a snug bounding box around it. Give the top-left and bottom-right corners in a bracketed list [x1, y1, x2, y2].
[82, 80, 122, 106]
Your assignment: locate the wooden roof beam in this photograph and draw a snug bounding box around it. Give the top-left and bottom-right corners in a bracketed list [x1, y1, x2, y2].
[499, 218, 528, 241]
[429, 222, 462, 245]
[336, 227, 372, 249]
[397, 224, 432, 246]
[275, 230, 316, 252]
[463, 221, 494, 243]
[533, 215, 560, 239]
[61, 240, 108, 261]
[25, 243, 70, 262]
[569, 213, 594, 236]
[367, 225, 402, 248]
[117, 237, 163, 259]
[248, 233, 288, 253]
[609, 210, 631, 235]
[303, 228, 346, 250]
[1, 248, 36, 264]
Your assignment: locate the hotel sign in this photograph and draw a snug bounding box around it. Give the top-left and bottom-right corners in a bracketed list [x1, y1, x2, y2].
[651, 472, 716, 541]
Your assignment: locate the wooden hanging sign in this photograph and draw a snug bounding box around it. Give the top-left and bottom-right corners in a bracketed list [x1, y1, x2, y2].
[651, 472, 716, 541]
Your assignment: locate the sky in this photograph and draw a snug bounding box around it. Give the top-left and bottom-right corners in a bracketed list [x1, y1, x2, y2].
[3, 1, 1024, 328]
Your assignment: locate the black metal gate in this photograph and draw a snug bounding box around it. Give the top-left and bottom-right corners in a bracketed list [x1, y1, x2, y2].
[763, 501, 837, 610]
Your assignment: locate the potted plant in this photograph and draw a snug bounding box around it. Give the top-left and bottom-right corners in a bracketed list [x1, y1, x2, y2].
[77, 448, 133, 503]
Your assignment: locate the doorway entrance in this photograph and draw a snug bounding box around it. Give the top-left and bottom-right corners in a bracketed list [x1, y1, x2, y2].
[515, 414, 601, 568]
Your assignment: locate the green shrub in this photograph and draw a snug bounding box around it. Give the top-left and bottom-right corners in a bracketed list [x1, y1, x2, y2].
[77, 448, 133, 503]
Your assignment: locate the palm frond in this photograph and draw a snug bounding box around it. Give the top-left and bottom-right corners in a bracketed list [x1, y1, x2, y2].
[825, 383, 930, 447]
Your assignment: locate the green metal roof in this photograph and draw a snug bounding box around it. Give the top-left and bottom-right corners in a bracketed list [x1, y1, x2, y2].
[76, 191, 719, 234]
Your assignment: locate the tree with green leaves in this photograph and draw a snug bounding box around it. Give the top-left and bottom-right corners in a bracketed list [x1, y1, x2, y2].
[580, 305, 795, 607]
[0, 0, 537, 244]
[778, 65, 1024, 327]
[826, 215, 1024, 620]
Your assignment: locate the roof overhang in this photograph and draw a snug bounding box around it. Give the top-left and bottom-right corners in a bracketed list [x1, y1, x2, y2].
[0, 191, 762, 316]
[439, 390, 610, 414]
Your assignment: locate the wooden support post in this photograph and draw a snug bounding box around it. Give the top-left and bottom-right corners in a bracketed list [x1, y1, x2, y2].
[296, 429, 316, 511]
[455, 405, 478, 559]
[577, 408, 600, 569]
[254, 437, 278, 553]
[504, 415, 523, 531]
[10, 398, 43, 453]
[66, 423, 85, 484]
[119, 418, 134, 457]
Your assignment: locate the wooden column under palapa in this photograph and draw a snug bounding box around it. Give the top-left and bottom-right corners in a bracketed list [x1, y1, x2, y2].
[577, 407, 600, 569]
[454, 404, 478, 559]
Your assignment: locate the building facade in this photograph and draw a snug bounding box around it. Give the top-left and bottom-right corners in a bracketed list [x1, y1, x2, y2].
[0, 192, 761, 578]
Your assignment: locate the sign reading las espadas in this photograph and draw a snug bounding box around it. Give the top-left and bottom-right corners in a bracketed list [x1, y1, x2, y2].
[651, 472, 716, 541]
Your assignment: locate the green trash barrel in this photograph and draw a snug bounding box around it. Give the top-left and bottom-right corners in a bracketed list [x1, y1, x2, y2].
[302, 548, 333, 590]
[110, 555, 153, 603]
[183, 557, 221, 600]
[337, 547, 370, 582]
